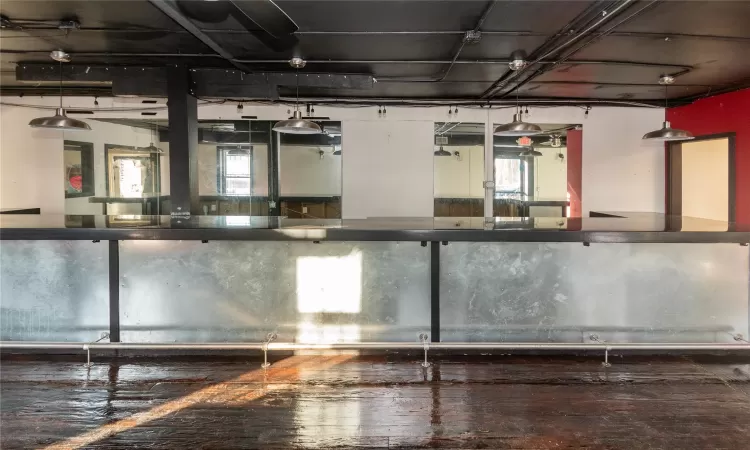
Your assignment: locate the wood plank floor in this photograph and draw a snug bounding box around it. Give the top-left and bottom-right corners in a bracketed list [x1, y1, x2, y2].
[1, 355, 749, 449]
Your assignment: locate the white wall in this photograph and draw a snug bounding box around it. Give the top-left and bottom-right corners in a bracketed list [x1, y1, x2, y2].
[0, 97, 666, 217]
[534, 147, 567, 199]
[681, 137, 729, 222]
[581, 107, 666, 213]
[343, 120, 434, 218]
[280, 145, 341, 196]
[0, 103, 168, 214]
[434, 145, 484, 198]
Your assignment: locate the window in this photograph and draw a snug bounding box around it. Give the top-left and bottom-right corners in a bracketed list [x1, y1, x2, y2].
[218, 146, 252, 195]
[494, 156, 532, 198]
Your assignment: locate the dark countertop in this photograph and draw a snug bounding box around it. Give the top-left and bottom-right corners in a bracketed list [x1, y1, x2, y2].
[0, 213, 748, 243]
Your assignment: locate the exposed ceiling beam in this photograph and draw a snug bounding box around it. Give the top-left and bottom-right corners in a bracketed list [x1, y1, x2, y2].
[13, 64, 374, 99]
[147, 0, 253, 73]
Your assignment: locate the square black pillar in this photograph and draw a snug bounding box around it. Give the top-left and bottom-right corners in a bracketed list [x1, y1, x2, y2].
[167, 65, 200, 216]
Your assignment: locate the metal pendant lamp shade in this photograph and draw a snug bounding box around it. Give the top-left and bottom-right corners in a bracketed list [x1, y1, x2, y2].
[29, 53, 91, 131]
[642, 121, 694, 141]
[519, 147, 543, 157]
[434, 145, 451, 156]
[494, 113, 542, 136]
[642, 77, 694, 142]
[29, 108, 91, 131]
[273, 110, 322, 134]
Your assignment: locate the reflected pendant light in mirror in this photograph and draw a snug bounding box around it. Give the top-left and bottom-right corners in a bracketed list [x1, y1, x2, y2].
[29, 51, 91, 131]
[137, 123, 165, 153]
[434, 145, 451, 156]
[642, 76, 693, 142]
[519, 147, 543, 157]
[273, 58, 322, 135]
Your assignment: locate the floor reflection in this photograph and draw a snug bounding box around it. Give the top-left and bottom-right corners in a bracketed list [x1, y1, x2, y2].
[42, 355, 353, 450]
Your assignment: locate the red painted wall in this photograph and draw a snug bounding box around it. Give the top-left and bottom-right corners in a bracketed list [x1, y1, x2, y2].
[566, 129, 583, 219]
[667, 88, 750, 225]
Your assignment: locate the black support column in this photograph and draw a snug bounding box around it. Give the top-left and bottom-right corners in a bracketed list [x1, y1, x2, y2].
[267, 122, 281, 216]
[167, 64, 200, 215]
[430, 241, 441, 343]
[108, 240, 120, 342]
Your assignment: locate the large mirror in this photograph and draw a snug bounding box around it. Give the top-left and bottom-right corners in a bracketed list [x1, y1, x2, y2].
[433, 122, 484, 217]
[493, 123, 580, 218]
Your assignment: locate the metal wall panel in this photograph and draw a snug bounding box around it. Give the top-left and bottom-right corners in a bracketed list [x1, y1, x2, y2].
[119, 241, 430, 342]
[440, 243, 749, 343]
[0, 241, 109, 341]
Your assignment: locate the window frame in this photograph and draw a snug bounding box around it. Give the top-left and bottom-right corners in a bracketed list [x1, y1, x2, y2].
[493, 152, 535, 199]
[217, 145, 254, 196]
[63, 140, 95, 198]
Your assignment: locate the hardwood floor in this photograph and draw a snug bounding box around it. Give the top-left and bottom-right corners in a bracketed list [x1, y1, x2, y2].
[1, 355, 748, 449]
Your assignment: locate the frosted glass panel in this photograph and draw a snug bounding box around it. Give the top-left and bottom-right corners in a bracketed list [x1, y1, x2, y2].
[120, 241, 429, 342]
[0, 241, 109, 341]
[440, 243, 749, 342]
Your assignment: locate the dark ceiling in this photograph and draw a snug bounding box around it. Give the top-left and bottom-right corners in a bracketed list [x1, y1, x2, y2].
[1, 0, 749, 104]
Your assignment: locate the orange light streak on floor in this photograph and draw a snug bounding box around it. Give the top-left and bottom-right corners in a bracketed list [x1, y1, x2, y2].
[43, 354, 353, 450]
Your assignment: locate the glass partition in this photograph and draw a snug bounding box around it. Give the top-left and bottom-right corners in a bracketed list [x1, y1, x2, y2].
[119, 240, 429, 342]
[440, 242, 749, 343]
[433, 122, 484, 217]
[0, 241, 109, 341]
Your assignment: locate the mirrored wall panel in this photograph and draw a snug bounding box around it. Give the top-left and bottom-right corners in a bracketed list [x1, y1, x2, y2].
[433, 122, 484, 217]
[0, 241, 109, 341]
[493, 123, 578, 219]
[198, 120, 270, 216]
[440, 242, 749, 343]
[279, 121, 342, 219]
[120, 240, 429, 342]
[63, 118, 170, 215]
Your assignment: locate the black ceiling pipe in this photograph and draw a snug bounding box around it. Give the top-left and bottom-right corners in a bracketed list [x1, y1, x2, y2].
[480, 0, 637, 99]
[499, 0, 665, 100]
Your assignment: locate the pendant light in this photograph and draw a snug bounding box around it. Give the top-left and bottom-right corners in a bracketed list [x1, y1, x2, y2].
[29, 51, 91, 131]
[494, 88, 541, 136]
[136, 123, 165, 153]
[434, 145, 451, 156]
[519, 147, 543, 157]
[273, 58, 322, 135]
[642, 75, 693, 141]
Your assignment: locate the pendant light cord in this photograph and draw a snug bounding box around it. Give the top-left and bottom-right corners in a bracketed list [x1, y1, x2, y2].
[60, 61, 62, 109]
[295, 68, 300, 113]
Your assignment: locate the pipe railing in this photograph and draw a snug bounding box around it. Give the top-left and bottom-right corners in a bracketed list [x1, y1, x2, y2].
[4, 341, 749, 368]
[3, 341, 749, 351]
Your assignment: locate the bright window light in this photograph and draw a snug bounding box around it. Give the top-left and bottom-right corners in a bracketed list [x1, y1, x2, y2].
[296, 252, 362, 314]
